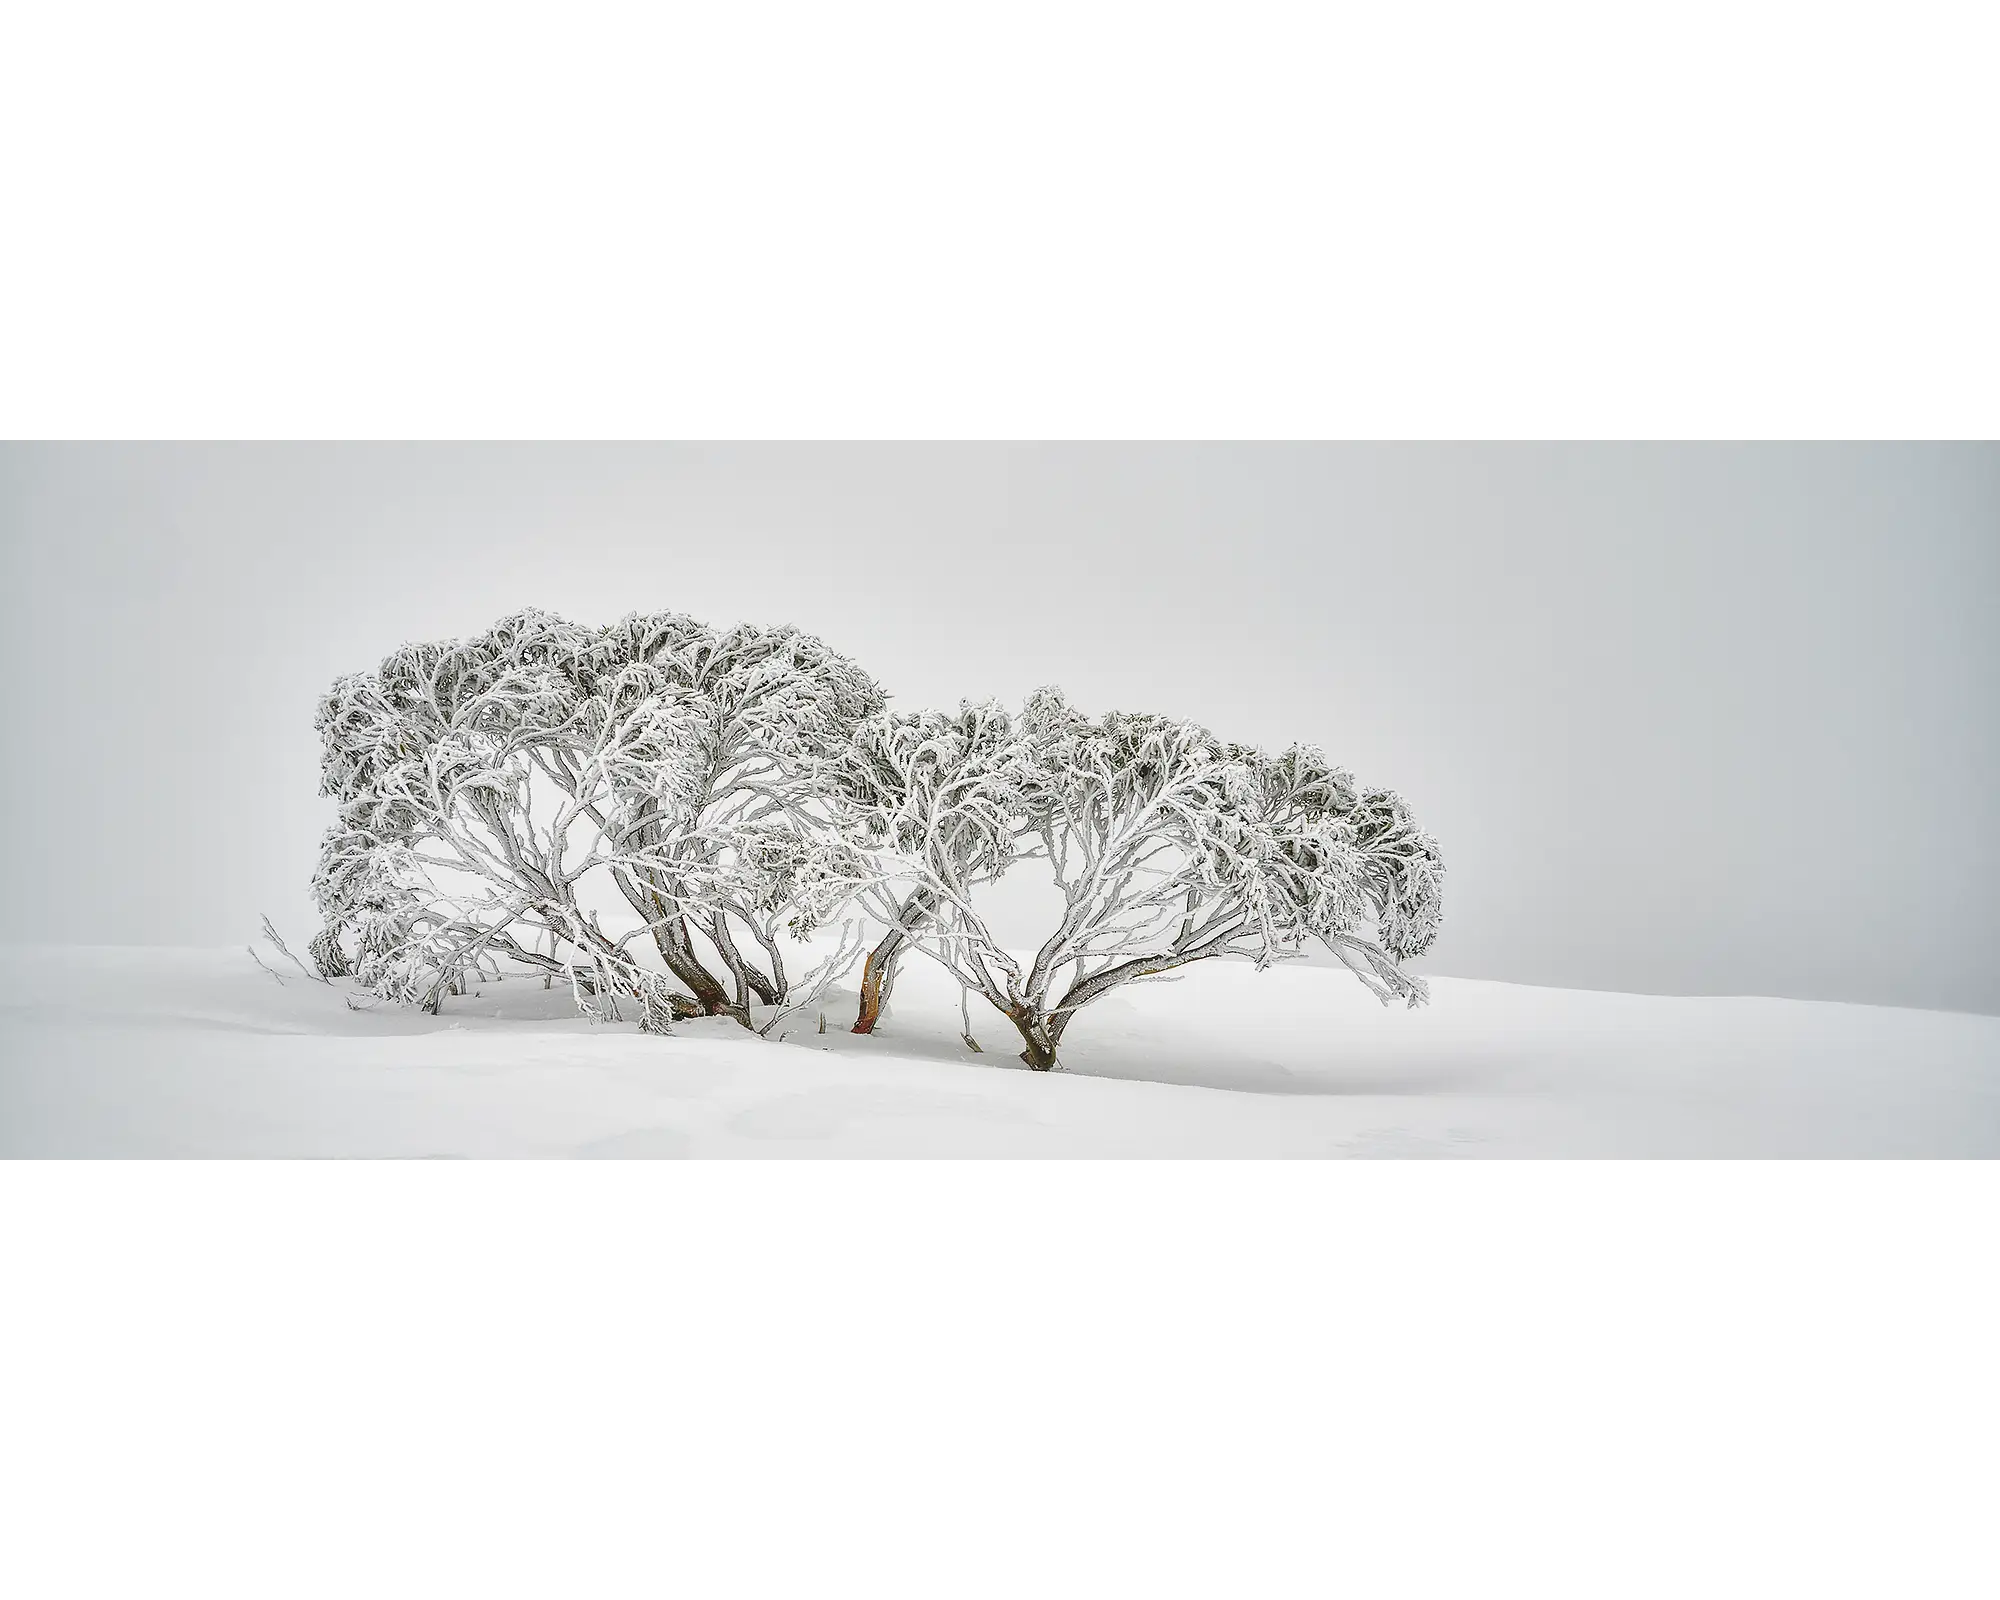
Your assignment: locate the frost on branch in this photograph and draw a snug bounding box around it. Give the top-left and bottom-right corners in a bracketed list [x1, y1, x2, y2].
[826, 688, 1445, 1068]
[302, 605, 1445, 1067]
[310, 608, 885, 1030]
[808, 700, 1044, 1033]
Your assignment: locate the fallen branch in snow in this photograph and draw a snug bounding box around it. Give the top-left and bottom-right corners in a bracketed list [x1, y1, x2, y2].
[260, 915, 331, 984]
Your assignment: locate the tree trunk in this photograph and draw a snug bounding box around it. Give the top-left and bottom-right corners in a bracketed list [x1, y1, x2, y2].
[749, 923, 789, 1000]
[851, 935, 904, 1033]
[1007, 1006, 1061, 1071]
[852, 887, 936, 1032]
[653, 911, 736, 1018]
[611, 866, 738, 1019]
[709, 913, 781, 1010]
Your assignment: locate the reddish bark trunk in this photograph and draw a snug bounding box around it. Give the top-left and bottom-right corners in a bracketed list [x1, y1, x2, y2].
[852, 941, 900, 1033]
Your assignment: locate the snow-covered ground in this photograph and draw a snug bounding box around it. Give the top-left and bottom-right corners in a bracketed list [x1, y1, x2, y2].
[2, 943, 1995, 1157]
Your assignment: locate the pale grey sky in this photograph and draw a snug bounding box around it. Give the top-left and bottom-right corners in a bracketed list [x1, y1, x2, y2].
[2, 442, 1994, 1014]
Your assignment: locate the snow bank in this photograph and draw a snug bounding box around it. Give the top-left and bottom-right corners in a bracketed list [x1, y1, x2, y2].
[2, 945, 1995, 1156]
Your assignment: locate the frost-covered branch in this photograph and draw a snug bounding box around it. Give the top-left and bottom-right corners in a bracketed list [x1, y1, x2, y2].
[820, 688, 1445, 1068]
[310, 608, 886, 1032]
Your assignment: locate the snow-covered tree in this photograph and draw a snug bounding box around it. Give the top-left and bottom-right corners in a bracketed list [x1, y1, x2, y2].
[821, 689, 1444, 1068]
[308, 605, 1444, 1063]
[311, 608, 884, 1030]
[812, 702, 1045, 1033]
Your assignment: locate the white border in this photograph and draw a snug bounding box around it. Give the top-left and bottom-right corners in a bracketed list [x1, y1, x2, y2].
[3, 1161, 1995, 1597]
[5, 9, 1994, 1594]
[3, 3, 1995, 438]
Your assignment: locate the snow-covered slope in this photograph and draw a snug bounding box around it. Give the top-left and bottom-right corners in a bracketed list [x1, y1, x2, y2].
[2, 945, 1995, 1157]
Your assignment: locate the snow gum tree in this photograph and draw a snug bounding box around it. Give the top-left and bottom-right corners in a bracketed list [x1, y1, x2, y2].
[306, 605, 1444, 1065]
[812, 701, 1046, 1034]
[311, 608, 884, 1030]
[821, 689, 1444, 1069]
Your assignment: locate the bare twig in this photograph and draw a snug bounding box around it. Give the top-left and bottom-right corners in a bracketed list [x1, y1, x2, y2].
[260, 914, 330, 984]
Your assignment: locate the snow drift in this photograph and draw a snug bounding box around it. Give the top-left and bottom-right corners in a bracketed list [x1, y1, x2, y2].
[2, 944, 1994, 1157]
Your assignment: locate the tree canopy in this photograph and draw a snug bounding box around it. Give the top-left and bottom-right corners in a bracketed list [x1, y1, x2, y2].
[310, 608, 1443, 1067]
